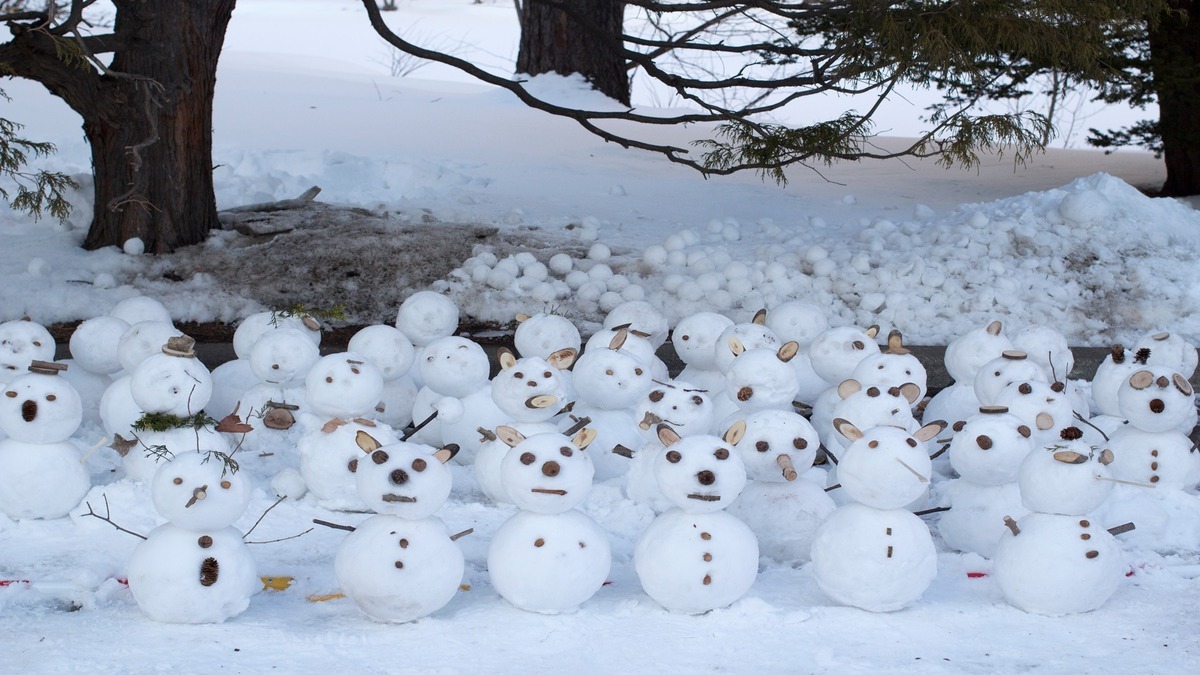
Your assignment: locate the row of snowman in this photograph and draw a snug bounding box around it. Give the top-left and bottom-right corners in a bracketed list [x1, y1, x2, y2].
[2, 293, 1197, 624]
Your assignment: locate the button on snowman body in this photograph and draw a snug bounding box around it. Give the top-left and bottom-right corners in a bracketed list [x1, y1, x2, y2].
[486, 426, 611, 613]
[810, 419, 946, 612]
[993, 429, 1125, 616]
[625, 380, 715, 512]
[0, 362, 90, 519]
[126, 451, 258, 623]
[724, 410, 833, 563]
[634, 424, 758, 614]
[937, 406, 1035, 558]
[334, 433, 464, 623]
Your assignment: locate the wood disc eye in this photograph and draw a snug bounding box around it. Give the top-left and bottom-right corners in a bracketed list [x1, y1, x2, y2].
[666, 450, 682, 464]
[411, 458, 427, 472]
[520, 452, 536, 465]
[714, 448, 729, 460]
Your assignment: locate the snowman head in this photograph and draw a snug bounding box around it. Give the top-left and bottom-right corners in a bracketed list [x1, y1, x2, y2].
[808, 325, 881, 385]
[232, 310, 322, 360]
[831, 379, 920, 437]
[850, 330, 928, 404]
[249, 328, 321, 386]
[947, 406, 1034, 486]
[130, 338, 214, 417]
[490, 352, 570, 423]
[68, 316, 130, 375]
[0, 319, 55, 382]
[601, 300, 670, 348]
[572, 332, 652, 410]
[730, 409, 819, 483]
[635, 379, 713, 443]
[973, 351, 1047, 407]
[653, 424, 747, 513]
[1116, 366, 1194, 432]
[671, 312, 734, 371]
[724, 340, 801, 412]
[994, 379, 1076, 446]
[151, 451, 251, 530]
[833, 419, 945, 509]
[1011, 324, 1074, 381]
[1017, 427, 1114, 515]
[118, 321, 183, 373]
[353, 432, 456, 518]
[108, 295, 171, 326]
[305, 352, 385, 420]
[583, 328, 663, 379]
[513, 313, 581, 364]
[764, 301, 829, 349]
[395, 291, 459, 347]
[347, 324, 416, 382]
[0, 362, 83, 442]
[1133, 330, 1198, 379]
[419, 336, 490, 398]
[497, 427, 597, 513]
[944, 319, 1013, 384]
[713, 321, 779, 374]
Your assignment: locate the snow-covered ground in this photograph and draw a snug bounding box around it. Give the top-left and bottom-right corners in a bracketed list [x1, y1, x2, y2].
[3, 2, 1200, 672]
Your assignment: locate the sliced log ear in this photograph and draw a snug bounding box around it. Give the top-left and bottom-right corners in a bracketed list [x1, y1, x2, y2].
[608, 328, 629, 351]
[1098, 448, 1115, 465]
[752, 308, 767, 325]
[526, 394, 558, 409]
[548, 348, 577, 370]
[837, 379, 862, 400]
[864, 324, 880, 339]
[495, 425, 525, 448]
[986, 320, 1003, 336]
[434, 444, 460, 464]
[723, 419, 747, 446]
[728, 336, 746, 356]
[898, 382, 921, 404]
[657, 423, 682, 447]
[1128, 369, 1154, 390]
[1173, 373, 1193, 396]
[355, 430, 382, 454]
[1053, 450, 1088, 464]
[571, 427, 598, 450]
[498, 348, 518, 371]
[914, 420, 946, 443]
[515, 313, 530, 323]
[777, 341, 799, 363]
[1035, 412, 1055, 430]
[886, 329, 910, 355]
[832, 417, 863, 442]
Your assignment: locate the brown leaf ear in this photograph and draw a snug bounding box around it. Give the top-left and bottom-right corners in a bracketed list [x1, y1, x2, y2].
[434, 444, 459, 464]
[899, 382, 921, 404]
[723, 419, 747, 446]
[498, 348, 517, 371]
[495, 426, 525, 448]
[752, 308, 767, 325]
[777, 341, 799, 363]
[571, 427, 598, 450]
[833, 418, 863, 442]
[608, 328, 628, 351]
[657, 423, 682, 447]
[548, 348, 577, 370]
[986, 320, 1003, 336]
[837, 379, 862, 400]
[914, 420, 946, 443]
[515, 313, 530, 323]
[728, 336, 745, 356]
[864, 324, 880, 339]
[355, 430, 382, 454]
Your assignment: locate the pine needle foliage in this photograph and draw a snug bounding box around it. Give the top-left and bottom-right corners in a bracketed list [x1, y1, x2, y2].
[0, 85, 77, 222]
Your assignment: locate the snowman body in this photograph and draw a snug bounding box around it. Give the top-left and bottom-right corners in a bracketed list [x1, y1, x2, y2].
[634, 429, 757, 614]
[486, 429, 611, 613]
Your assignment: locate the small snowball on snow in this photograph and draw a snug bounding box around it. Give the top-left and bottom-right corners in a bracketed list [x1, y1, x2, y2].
[477, 251, 498, 267]
[577, 281, 604, 302]
[706, 220, 724, 234]
[723, 261, 750, 280]
[859, 292, 886, 312]
[841, 195, 857, 205]
[588, 264, 613, 281]
[805, 246, 829, 263]
[93, 273, 116, 289]
[913, 204, 935, 219]
[123, 238, 145, 255]
[27, 258, 48, 276]
[722, 225, 741, 242]
[680, 229, 700, 245]
[523, 262, 549, 281]
[697, 272, 724, 292]
[666, 250, 687, 267]
[564, 270, 589, 290]
[598, 291, 624, 313]
[514, 252, 538, 268]
[812, 259, 838, 277]
[588, 243, 612, 261]
[710, 289, 733, 310]
[606, 274, 630, 292]
[486, 268, 514, 290]
[664, 235, 685, 251]
[727, 278, 753, 296]
[1059, 190, 1109, 224]
[677, 281, 704, 302]
[470, 265, 490, 284]
[579, 228, 599, 242]
[531, 282, 556, 302]
[662, 274, 686, 293]
[549, 253, 574, 275]
[621, 285, 645, 301]
[495, 257, 521, 276]
[271, 468, 308, 500]
[642, 245, 668, 265]
[967, 211, 990, 229]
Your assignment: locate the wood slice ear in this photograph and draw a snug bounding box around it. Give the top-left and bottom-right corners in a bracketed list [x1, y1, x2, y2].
[899, 382, 921, 404]
[548, 347, 577, 370]
[986, 320, 1003, 336]
[837, 379, 862, 400]
[1128, 369, 1154, 390]
[1035, 412, 1055, 430]
[1173, 373, 1193, 396]
[864, 325, 880, 339]
[1098, 448, 1115, 465]
[498, 348, 517, 370]
[1053, 450, 1088, 464]
[728, 336, 746, 356]
[657, 423, 682, 447]
[608, 328, 628, 351]
[914, 420, 946, 443]
[571, 427, 598, 450]
[832, 417, 863, 442]
[752, 308, 767, 325]
[723, 419, 747, 446]
[435, 444, 460, 464]
[887, 329, 909, 355]
[777, 341, 799, 363]
[355, 430, 382, 454]
[495, 425, 525, 448]
[526, 395, 558, 409]
[515, 313, 530, 323]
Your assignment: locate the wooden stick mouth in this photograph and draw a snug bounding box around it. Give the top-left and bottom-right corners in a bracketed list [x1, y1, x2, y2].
[687, 493, 721, 502]
[381, 494, 417, 503]
[531, 488, 567, 496]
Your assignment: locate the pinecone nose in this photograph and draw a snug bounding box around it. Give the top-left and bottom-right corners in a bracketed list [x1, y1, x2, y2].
[21, 400, 37, 422]
[1150, 399, 1165, 413]
[697, 470, 716, 486]
[542, 461, 560, 477]
[390, 469, 409, 485]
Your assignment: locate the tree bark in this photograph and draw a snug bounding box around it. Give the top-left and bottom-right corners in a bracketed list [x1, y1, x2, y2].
[516, 0, 630, 106]
[1149, 1, 1200, 196]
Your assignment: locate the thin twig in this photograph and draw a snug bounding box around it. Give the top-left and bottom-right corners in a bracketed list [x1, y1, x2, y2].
[1072, 412, 1110, 442]
[312, 518, 356, 532]
[246, 528, 314, 545]
[401, 410, 438, 441]
[242, 495, 287, 541]
[83, 494, 147, 540]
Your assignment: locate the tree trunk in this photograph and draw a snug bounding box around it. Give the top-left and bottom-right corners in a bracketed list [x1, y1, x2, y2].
[1149, 1, 1200, 196]
[516, 0, 630, 106]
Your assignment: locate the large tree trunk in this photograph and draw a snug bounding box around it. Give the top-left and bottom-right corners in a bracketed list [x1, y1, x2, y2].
[516, 0, 629, 106]
[1149, 1, 1200, 196]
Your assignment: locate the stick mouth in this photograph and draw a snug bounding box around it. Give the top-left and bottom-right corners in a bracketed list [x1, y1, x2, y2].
[531, 488, 567, 496]
[687, 493, 721, 502]
[382, 494, 417, 503]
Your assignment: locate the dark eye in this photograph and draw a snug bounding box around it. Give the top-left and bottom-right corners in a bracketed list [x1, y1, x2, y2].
[173, 477, 183, 485]
[868, 440, 879, 449]
[635, 368, 643, 375]
[714, 448, 729, 460]
[756, 441, 769, 453]
[46, 394, 56, 401]
[681, 335, 690, 341]
[666, 450, 682, 463]
[412, 458, 427, 472]
[520, 452, 536, 465]
[220, 480, 232, 489]
[325, 376, 333, 383]
[649, 390, 664, 402]
[794, 437, 808, 449]
[515, 372, 524, 379]
[543, 371, 552, 378]
[606, 369, 614, 376]
[906, 438, 918, 447]
[4, 391, 14, 398]
[372, 450, 390, 465]
[692, 396, 704, 405]
[32, 341, 41, 347]
[560, 446, 573, 457]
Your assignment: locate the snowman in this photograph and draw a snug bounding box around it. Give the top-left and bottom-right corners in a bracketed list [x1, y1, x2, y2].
[332, 432, 464, 623]
[719, 339, 801, 429]
[228, 327, 321, 453]
[513, 312, 581, 401]
[993, 428, 1129, 616]
[850, 330, 928, 409]
[98, 321, 185, 442]
[584, 325, 670, 383]
[486, 426, 611, 613]
[625, 379, 715, 513]
[810, 418, 946, 612]
[763, 302, 831, 407]
[63, 315, 130, 427]
[107, 295, 173, 327]
[126, 450, 259, 623]
[394, 291, 460, 390]
[208, 309, 322, 421]
[723, 410, 833, 563]
[407, 336, 491, 447]
[671, 312, 735, 395]
[924, 320, 1012, 437]
[973, 351, 1046, 407]
[817, 380, 921, 464]
[708, 319, 779, 423]
[936, 406, 1035, 558]
[1133, 330, 1198, 378]
[634, 423, 758, 614]
[0, 361, 90, 520]
[347, 324, 418, 431]
[806, 324, 881, 388]
[0, 318, 56, 384]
